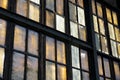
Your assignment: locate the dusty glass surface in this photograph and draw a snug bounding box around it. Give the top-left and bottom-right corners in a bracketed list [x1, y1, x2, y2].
[112, 11, 118, 26]
[101, 36, 108, 54]
[98, 56, 103, 75]
[99, 19, 105, 35]
[79, 25, 86, 41]
[82, 72, 89, 80]
[106, 8, 112, 23]
[97, 3, 103, 18]
[93, 15, 98, 33]
[0, 0, 8, 9]
[56, 0, 64, 15]
[46, 0, 54, 11]
[95, 33, 101, 51]
[72, 69, 81, 80]
[110, 40, 117, 57]
[113, 62, 120, 80]
[108, 23, 115, 40]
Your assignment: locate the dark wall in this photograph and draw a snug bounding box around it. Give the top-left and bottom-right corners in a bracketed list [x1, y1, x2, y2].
[104, 0, 117, 7]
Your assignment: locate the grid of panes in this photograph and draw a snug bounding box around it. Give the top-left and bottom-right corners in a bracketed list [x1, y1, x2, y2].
[71, 45, 89, 80]
[0, 19, 6, 78]
[92, 0, 108, 54]
[12, 25, 39, 80]
[69, 0, 87, 41]
[0, 0, 8, 9]
[16, 0, 40, 22]
[45, 36, 67, 80]
[98, 56, 112, 80]
[45, 0, 65, 33]
[106, 8, 120, 58]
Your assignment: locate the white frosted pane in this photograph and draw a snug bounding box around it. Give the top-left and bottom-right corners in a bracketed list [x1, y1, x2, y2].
[108, 23, 115, 40]
[72, 69, 81, 80]
[30, 0, 40, 4]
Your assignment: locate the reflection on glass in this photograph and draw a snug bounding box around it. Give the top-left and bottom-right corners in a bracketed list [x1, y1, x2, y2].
[12, 52, 25, 80]
[57, 41, 66, 64]
[0, 0, 8, 9]
[71, 46, 80, 68]
[97, 3, 103, 18]
[56, 0, 64, 15]
[46, 61, 55, 80]
[93, 15, 98, 33]
[106, 8, 112, 23]
[0, 48, 5, 78]
[46, 11, 54, 28]
[113, 62, 120, 80]
[103, 58, 111, 77]
[57, 65, 66, 80]
[14, 25, 26, 51]
[29, 3, 39, 22]
[101, 36, 108, 54]
[79, 25, 86, 41]
[110, 40, 117, 57]
[17, 0, 27, 16]
[46, 0, 54, 11]
[28, 30, 38, 55]
[56, 15, 65, 33]
[0, 19, 6, 45]
[95, 33, 101, 51]
[82, 72, 90, 80]
[98, 56, 103, 75]
[115, 27, 120, 42]
[69, 3, 77, 22]
[99, 19, 105, 35]
[46, 36, 55, 61]
[92, 0, 96, 14]
[112, 12, 118, 26]
[70, 21, 78, 38]
[72, 69, 81, 80]
[78, 7, 85, 26]
[78, 0, 84, 8]
[27, 56, 38, 80]
[81, 50, 88, 71]
[30, 0, 40, 4]
[108, 23, 115, 40]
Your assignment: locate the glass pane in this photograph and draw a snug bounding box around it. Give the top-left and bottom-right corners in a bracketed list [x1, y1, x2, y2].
[106, 8, 112, 23]
[29, 3, 39, 22]
[81, 50, 89, 71]
[0, 19, 6, 45]
[46, 36, 55, 61]
[101, 36, 108, 54]
[56, 0, 64, 15]
[103, 58, 111, 77]
[112, 12, 118, 26]
[71, 46, 80, 68]
[95, 33, 101, 51]
[27, 56, 38, 80]
[12, 52, 25, 80]
[0, 0, 8, 9]
[46, 11, 54, 28]
[108, 23, 115, 40]
[117, 43, 120, 58]
[69, 3, 77, 22]
[78, 0, 84, 8]
[93, 15, 98, 33]
[115, 27, 120, 42]
[79, 25, 86, 41]
[100, 77, 104, 80]
[92, 0, 96, 14]
[57, 41, 66, 64]
[0, 48, 5, 77]
[98, 56, 103, 75]
[69, 0, 75, 3]
[14, 25, 26, 51]
[16, 0, 27, 16]
[70, 21, 78, 38]
[46, 0, 54, 11]
[28, 30, 38, 55]
[82, 72, 90, 80]
[78, 7, 85, 26]
[46, 61, 55, 80]
[99, 19, 105, 35]
[97, 3, 103, 18]
[30, 0, 40, 4]
[113, 62, 120, 80]
[56, 15, 65, 33]
[72, 69, 81, 80]
[57, 65, 66, 80]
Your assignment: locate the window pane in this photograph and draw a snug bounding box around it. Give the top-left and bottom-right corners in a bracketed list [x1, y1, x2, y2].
[46, 0, 54, 11]
[71, 46, 80, 68]
[93, 15, 99, 33]
[92, 0, 96, 14]
[46, 11, 54, 28]
[12, 52, 25, 80]
[82, 72, 90, 80]
[81, 50, 89, 71]
[79, 26, 86, 41]
[30, 0, 40, 4]
[46, 61, 55, 80]
[57, 65, 66, 80]
[112, 12, 118, 26]
[77, 7, 85, 26]
[117, 43, 120, 58]
[70, 21, 78, 38]
[101, 36, 108, 54]
[100, 77, 104, 80]
[99, 19, 105, 35]
[27, 56, 38, 80]
[57, 41, 66, 64]
[0, 19, 6, 45]
[98, 56, 103, 75]
[106, 8, 112, 23]
[108, 23, 115, 40]
[0, 48, 5, 78]
[115, 27, 120, 42]
[113, 62, 120, 80]
[56, 0, 64, 15]
[0, 0, 8, 9]
[72, 69, 81, 80]
[95, 33, 101, 51]
[78, 0, 84, 8]
[56, 15, 65, 33]
[14, 25, 26, 51]
[46, 36, 55, 61]
[28, 30, 38, 56]
[97, 3, 103, 18]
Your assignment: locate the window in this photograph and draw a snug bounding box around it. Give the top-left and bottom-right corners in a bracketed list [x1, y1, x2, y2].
[0, 0, 8, 9]
[113, 62, 120, 80]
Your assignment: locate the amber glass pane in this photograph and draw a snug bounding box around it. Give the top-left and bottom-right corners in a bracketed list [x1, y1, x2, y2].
[28, 30, 38, 55]
[46, 0, 54, 11]
[46, 36, 55, 61]
[71, 46, 80, 68]
[82, 72, 90, 80]
[46, 61, 55, 80]
[57, 65, 66, 80]
[56, 0, 64, 15]
[29, 3, 39, 22]
[92, 0, 96, 14]
[97, 3, 103, 18]
[78, 0, 84, 8]
[101, 36, 108, 54]
[57, 41, 66, 64]
[113, 62, 120, 80]
[95, 33, 101, 51]
[72, 69, 81, 80]
[0, 48, 5, 77]
[14, 25, 26, 51]
[30, 0, 40, 4]
[12, 52, 25, 80]
[0, 19, 6, 45]
[16, 0, 27, 16]
[56, 15, 65, 33]
[46, 11, 54, 28]
[27, 56, 38, 80]
[115, 27, 120, 42]
[112, 12, 118, 26]
[99, 19, 105, 35]
[0, 0, 8, 9]
[93, 15, 98, 33]
[117, 43, 120, 58]
[108, 23, 115, 40]
[78, 7, 85, 26]
[106, 8, 112, 23]
[70, 21, 78, 38]
[98, 56, 103, 75]
[79, 26, 86, 41]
